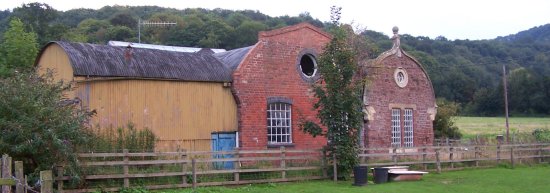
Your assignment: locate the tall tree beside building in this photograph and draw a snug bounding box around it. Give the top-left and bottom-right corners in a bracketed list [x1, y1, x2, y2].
[301, 6, 363, 178]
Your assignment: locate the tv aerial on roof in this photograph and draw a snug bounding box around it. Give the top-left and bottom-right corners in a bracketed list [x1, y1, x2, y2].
[137, 19, 177, 43]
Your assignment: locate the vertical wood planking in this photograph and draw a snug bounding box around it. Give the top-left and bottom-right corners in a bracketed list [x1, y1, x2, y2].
[76, 80, 238, 151]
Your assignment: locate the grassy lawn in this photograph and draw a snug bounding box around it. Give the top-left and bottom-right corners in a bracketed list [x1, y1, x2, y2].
[454, 116, 550, 139]
[155, 165, 550, 193]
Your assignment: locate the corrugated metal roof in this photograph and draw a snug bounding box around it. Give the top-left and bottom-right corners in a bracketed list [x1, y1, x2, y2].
[51, 41, 232, 82]
[213, 46, 254, 71]
[108, 41, 227, 53]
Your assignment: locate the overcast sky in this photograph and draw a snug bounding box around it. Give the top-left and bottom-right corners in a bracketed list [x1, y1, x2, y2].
[1, 0, 550, 40]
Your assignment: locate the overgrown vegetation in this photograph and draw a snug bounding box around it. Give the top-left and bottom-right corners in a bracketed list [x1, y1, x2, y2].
[532, 128, 550, 142]
[86, 123, 157, 152]
[301, 7, 363, 179]
[433, 98, 462, 139]
[0, 71, 94, 182]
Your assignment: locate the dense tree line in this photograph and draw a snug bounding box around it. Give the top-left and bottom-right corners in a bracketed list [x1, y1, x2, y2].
[1, 2, 549, 116]
[0, 3, 323, 49]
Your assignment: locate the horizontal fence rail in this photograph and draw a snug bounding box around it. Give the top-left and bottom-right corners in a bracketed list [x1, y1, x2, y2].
[57, 147, 326, 193]
[358, 143, 550, 172]
[56, 143, 550, 192]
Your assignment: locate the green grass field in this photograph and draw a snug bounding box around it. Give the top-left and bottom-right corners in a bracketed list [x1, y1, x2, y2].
[155, 165, 550, 193]
[454, 116, 550, 139]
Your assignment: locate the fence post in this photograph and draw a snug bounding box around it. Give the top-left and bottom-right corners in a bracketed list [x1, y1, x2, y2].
[55, 166, 64, 193]
[474, 146, 479, 167]
[422, 147, 427, 171]
[2, 154, 12, 193]
[15, 161, 23, 193]
[192, 158, 197, 189]
[497, 144, 501, 164]
[449, 147, 454, 169]
[180, 149, 188, 185]
[332, 153, 337, 182]
[538, 145, 543, 164]
[392, 148, 397, 165]
[234, 148, 240, 182]
[321, 149, 327, 178]
[510, 147, 514, 169]
[40, 170, 53, 193]
[280, 147, 286, 179]
[435, 148, 441, 174]
[123, 149, 129, 188]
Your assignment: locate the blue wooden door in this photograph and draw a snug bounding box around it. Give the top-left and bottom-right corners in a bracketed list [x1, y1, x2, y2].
[211, 132, 236, 169]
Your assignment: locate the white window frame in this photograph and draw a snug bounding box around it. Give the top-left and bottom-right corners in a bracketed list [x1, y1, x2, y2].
[391, 109, 401, 147]
[267, 102, 292, 144]
[403, 109, 414, 147]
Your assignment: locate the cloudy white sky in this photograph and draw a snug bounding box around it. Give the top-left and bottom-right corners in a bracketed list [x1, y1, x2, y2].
[1, 0, 550, 40]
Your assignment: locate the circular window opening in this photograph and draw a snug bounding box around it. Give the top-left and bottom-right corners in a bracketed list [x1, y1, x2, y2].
[394, 68, 408, 88]
[300, 54, 317, 77]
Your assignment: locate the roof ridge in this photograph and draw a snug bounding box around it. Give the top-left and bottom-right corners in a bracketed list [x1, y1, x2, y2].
[259, 22, 331, 39]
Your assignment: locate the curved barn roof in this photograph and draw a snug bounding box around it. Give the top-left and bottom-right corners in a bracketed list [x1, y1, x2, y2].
[213, 46, 254, 71]
[37, 41, 233, 82]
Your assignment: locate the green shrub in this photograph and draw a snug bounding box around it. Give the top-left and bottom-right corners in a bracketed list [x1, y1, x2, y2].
[532, 128, 550, 142]
[434, 98, 463, 139]
[0, 71, 94, 183]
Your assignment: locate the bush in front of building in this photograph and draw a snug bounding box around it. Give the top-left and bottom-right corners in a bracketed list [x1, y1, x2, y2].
[0, 71, 95, 183]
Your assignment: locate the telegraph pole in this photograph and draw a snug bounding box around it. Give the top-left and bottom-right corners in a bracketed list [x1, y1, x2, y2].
[137, 19, 177, 43]
[503, 65, 510, 144]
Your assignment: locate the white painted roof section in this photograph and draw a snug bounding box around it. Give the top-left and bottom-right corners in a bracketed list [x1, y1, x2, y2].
[108, 41, 226, 53]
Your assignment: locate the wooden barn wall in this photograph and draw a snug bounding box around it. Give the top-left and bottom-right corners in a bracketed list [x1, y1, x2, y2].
[35, 44, 76, 98]
[74, 79, 238, 151]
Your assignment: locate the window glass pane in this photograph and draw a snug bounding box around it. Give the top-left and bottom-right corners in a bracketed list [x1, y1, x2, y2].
[391, 109, 401, 148]
[404, 109, 414, 147]
[267, 103, 292, 144]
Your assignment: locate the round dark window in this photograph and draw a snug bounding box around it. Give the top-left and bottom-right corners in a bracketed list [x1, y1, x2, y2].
[299, 54, 317, 77]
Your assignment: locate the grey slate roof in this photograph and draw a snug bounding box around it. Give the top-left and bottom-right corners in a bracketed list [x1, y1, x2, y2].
[213, 46, 253, 71]
[46, 41, 233, 82]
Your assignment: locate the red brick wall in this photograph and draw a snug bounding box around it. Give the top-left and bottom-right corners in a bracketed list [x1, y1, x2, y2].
[232, 23, 331, 150]
[364, 53, 436, 148]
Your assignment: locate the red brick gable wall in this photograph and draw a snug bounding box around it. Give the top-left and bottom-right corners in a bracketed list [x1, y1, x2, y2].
[232, 23, 330, 150]
[364, 53, 436, 148]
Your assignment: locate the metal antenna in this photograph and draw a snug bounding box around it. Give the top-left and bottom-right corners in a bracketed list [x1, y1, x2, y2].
[138, 18, 177, 43]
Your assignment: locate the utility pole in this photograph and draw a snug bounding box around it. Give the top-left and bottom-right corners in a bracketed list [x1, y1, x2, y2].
[137, 19, 177, 43]
[503, 65, 510, 144]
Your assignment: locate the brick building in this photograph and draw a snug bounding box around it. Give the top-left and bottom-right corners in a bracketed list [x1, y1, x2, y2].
[215, 23, 331, 150]
[361, 27, 437, 148]
[36, 23, 435, 152]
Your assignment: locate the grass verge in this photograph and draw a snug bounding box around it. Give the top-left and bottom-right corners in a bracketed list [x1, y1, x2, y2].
[153, 164, 550, 193]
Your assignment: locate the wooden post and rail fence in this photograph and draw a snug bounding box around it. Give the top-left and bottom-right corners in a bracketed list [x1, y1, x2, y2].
[1, 154, 53, 193]
[2, 143, 549, 193]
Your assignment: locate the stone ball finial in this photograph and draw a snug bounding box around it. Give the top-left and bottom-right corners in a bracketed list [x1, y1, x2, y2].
[392, 26, 399, 34]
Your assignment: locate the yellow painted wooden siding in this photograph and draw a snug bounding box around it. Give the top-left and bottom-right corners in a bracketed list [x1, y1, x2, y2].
[75, 80, 238, 144]
[35, 44, 76, 98]
[36, 44, 238, 151]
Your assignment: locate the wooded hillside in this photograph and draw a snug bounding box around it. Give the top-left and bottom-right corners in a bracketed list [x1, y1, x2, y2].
[1, 2, 549, 116]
